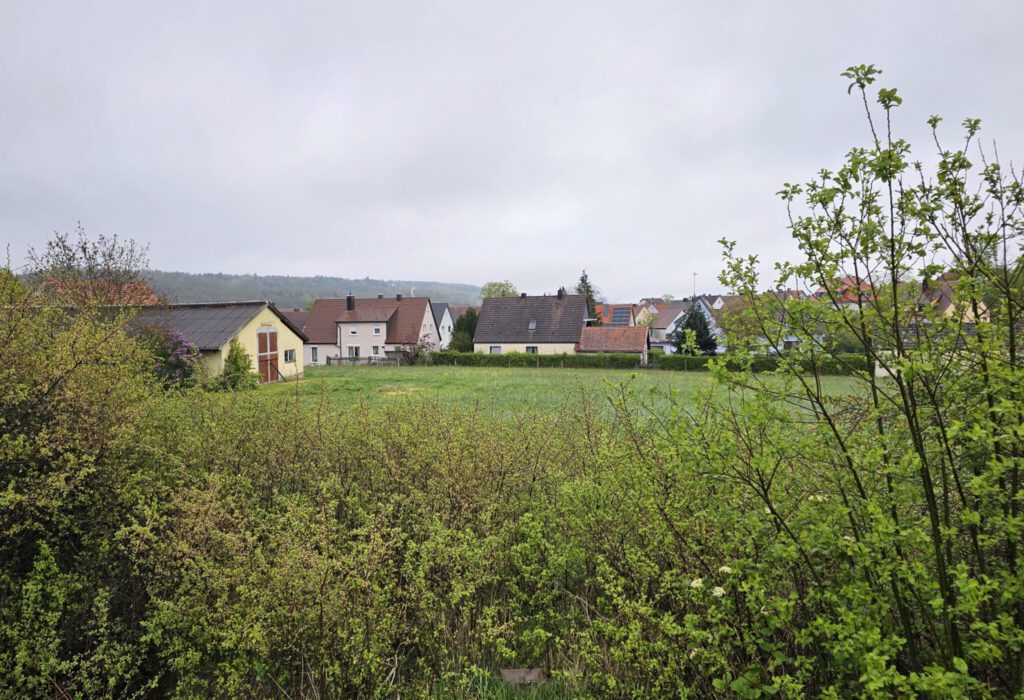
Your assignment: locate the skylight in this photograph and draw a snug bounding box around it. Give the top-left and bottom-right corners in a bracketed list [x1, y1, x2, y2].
[528, 320, 537, 330]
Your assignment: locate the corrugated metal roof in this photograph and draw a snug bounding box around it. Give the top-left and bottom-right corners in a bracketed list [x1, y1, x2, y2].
[135, 301, 306, 350]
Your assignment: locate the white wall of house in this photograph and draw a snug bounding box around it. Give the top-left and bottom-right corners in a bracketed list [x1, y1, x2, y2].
[417, 305, 440, 349]
[338, 322, 392, 359]
[304, 343, 340, 366]
[436, 308, 454, 349]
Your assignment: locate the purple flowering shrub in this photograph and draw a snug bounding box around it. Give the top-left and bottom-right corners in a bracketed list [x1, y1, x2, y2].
[139, 325, 202, 388]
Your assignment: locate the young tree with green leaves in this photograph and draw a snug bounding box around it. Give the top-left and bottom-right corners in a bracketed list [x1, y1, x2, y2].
[480, 280, 517, 298]
[717, 64, 1024, 693]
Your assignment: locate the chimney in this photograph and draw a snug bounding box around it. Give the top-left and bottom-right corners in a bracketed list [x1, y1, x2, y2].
[396, 293, 403, 301]
[521, 292, 527, 298]
[377, 294, 384, 299]
[346, 294, 355, 311]
[557, 288, 564, 299]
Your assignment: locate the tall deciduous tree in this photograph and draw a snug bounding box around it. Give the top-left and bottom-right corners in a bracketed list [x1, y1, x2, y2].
[480, 280, 517, 298]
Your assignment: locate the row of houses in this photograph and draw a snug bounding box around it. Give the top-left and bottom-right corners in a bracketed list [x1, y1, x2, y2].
[128, 271, 977, 384]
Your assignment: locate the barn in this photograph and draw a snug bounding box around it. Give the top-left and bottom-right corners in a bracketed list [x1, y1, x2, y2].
[136, 300, 307, 382]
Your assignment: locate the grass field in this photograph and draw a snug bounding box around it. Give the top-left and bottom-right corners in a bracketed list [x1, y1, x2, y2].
[261, 364, 862, 415]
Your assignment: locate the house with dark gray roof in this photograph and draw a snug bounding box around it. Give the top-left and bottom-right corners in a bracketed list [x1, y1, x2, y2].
[135, 301, 307, 382]
[473, 291, 588, 355]
[431, 302, 454, 349]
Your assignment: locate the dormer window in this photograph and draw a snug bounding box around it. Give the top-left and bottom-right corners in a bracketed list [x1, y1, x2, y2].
[528, 320, 537, 330]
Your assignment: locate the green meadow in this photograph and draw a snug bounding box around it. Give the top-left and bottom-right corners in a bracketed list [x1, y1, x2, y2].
[261, 363, 862, 414]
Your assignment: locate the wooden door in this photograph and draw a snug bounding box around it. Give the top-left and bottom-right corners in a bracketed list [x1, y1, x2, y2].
[257, 329, 279, 382]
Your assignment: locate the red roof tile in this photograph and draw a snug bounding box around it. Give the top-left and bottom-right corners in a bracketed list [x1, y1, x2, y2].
[577, 326, 649, 353]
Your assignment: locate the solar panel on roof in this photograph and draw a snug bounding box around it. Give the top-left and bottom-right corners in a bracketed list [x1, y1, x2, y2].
[611, 307, 631, 325]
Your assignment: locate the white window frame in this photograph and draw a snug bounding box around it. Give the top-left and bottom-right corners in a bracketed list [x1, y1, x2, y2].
[284, 349, 296, 363]
[349, 325, 358, 335]
[373, 326, 382, 336]
[311, 347, 318, 363]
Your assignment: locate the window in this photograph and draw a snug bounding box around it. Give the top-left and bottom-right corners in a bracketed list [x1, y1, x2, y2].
[489, 346, 502, 354]
[311, 347, 318, 363]
[349, 325, 357, 335]
[526, 346, 538, 354]
[348, 346, 360, 358]
[373, 326, 381, 336]
[284, 349, 296, 363]
[372, 346, 379, 355]
[528, 320, 537, 330]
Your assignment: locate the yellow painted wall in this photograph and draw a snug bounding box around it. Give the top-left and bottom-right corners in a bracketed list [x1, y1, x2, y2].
[199, 349, 224, 376]
[213, 306, 305, 381]
[473, 342, 578, 355]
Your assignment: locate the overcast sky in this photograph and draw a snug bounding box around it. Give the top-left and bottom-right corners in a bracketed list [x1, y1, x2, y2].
[2, 1, 1021, 300]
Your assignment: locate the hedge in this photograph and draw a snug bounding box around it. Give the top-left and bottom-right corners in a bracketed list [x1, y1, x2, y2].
[429, 351, 643, 369]
[428, 351, 872, 375]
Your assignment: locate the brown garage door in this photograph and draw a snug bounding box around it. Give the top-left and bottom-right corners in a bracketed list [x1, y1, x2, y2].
[257, 329, 279, 383]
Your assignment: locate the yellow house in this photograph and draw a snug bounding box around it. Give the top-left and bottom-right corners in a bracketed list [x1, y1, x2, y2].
[137, 301, 307, 382]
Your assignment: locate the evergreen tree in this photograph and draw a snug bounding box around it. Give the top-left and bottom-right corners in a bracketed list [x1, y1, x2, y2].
[670, 305, 717, 355]
[450, 307, 479, 351]
[219, 338, 259, 390]
[575, 269, 601, 324]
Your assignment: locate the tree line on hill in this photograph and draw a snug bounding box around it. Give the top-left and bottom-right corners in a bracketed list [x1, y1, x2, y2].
[147, 270, 482, 308]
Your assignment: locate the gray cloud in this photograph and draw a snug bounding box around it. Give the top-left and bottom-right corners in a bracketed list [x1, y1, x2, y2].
[2, 1, 1022, 300]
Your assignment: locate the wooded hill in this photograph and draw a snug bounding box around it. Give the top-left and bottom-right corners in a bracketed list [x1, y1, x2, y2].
[147, 270, 482, 307]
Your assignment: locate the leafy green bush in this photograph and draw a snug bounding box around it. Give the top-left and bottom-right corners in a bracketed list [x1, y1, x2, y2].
[430, 351, 643, 369]
[430, 350, 869, 375]
[217, 337, 259, 390]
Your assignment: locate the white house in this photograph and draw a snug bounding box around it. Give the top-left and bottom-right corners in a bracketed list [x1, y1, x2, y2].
[303, 294, 439, 364]
[431, 302, 454, 350]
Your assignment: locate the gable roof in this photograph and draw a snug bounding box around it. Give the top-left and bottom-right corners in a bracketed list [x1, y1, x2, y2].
[46, 278, 161, 305]
[594, 303, 635, 326]
[474, 294, 588, 343]
[135, 301, 307, 351]
[280, 307, 307, 331]
[652, 300, 694, 330]
[304, 296, 430, 345]
[577, 326, 649, 353]
[431, 302, 451, 327]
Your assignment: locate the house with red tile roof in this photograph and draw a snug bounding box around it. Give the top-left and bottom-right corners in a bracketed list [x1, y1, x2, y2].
[303, 294, 439, 364]
[593, 303, 636, 326]
[577, 325, 650, 363]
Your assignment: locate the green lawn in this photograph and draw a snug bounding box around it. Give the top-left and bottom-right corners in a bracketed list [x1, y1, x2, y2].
[262, 364, 862, 415]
